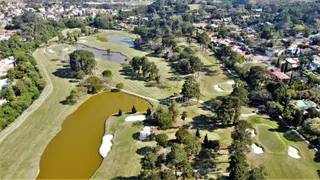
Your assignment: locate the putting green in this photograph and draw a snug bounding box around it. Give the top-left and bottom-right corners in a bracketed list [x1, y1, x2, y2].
[257, 124, 286, 153]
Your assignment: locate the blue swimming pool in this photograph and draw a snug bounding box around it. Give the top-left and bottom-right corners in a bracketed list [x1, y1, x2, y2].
[296, 100, 308, 107]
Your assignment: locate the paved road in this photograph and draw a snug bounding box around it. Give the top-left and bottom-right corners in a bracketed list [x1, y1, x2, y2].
[0, 56, 54, 143]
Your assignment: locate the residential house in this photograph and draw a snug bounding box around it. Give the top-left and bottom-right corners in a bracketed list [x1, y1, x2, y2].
[270, 67, 290, 81]
[301, 48, 313, 56]
[286, 58, 300, 69]
[311, 55, 320, 71]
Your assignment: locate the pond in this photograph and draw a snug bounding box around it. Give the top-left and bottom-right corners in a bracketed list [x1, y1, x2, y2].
[75, 44, 128, 64]
[37, 92, 150, 179]
[106, 34, 134, 47]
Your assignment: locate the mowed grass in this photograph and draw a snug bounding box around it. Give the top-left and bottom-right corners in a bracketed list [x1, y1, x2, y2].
[92, 114, 155, 179]
[0, 45, 90, 179]
[246, 115, 320, 179]
[256, 124, 286, 153]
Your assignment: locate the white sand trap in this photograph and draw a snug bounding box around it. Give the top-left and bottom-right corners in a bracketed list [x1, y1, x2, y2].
[214, 85, 224, 92]
[125, 115, 146, 122]
[79, 40, 87, 43]
[251, 143, 264, 154]
[79, 37, 85, 39]
[227, 80, 235, 84]
[47, 49, 54, 53]
[99, 134, 113, 158]
[246, 128, 256, 137]
[288, 146, 301, 159]
[63, 48, 69, 51]
[140, 126, 152, 141]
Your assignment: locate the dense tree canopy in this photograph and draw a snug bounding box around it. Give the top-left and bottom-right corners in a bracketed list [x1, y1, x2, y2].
[69, 50, 96, 74]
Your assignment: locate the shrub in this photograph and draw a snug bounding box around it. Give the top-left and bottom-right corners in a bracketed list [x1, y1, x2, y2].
[155, 133, 169, 147]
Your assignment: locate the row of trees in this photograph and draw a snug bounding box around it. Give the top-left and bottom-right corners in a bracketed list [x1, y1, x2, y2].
[228, 120, 266, 180]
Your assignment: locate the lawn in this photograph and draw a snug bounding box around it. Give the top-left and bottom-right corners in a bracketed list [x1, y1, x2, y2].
[92, 113, 155, 179]
[246, 115, 320, 179]
[256, 124, 286, 153]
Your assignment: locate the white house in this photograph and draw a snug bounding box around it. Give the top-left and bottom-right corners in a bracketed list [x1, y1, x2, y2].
[0, 56, 15, 76]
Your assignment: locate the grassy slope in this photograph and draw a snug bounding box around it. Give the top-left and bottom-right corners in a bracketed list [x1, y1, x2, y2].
[92, 113, 155, 179]
[247, 115, 320, 179]
[0, 45, 89, 179]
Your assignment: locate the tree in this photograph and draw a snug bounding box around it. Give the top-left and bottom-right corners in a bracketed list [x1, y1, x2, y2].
[107, 49, 111, 55]
[102, 70, 112, 78]
[146, 107, 152, 116]
[69, 50, 96, 74]
[217, 96, 241, 125]
[155, 133, 169, 147]
[203, 134, 209, 145]
[160, 169, 175, 180]
[169, 100, 179, 121]
[116, 83, 124, 90]
[228, 151, 249, 180]
[248, 165, 266, 180]
[231, 86, 249, 105]
[141, 152, 159, 170]
[118, 109, 122, 116]
[293, 110, 304, 127]
[303, 118, 320, 136]
[185, 136, 201, 155]
[167, 144, 188, 176]
[195, 129, 201, 138]
[76, 70, 85, 79]
[181, 111, 188, 121]
[156, 112, 173, 129]
[66, 89, 78, 105]
[181, 78, 201, 100]
[175, 129, 191, 144]
[132, 106, 137, 114]
[85, 76, 101, 93]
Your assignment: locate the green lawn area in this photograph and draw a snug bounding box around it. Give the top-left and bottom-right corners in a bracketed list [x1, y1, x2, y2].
[256, 124, 286, 153]
[247, 115, 320, 179]
[92, 113, 155, 179]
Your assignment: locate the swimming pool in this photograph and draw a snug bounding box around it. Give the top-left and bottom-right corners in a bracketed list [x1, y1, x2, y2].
[296, 100, 308, 107]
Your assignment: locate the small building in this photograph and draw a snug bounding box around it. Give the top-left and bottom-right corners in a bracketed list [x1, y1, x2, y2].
[270, 68, 290, 81]
[0, 78, 9, 90]
[0, 56, 15, 76]
[286, 58, 300, 69]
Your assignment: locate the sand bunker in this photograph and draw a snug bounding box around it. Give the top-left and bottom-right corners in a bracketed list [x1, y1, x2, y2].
[63, 48, 69, 51]
[125, 115, 146, 122]
[99, 134, 113, 158]
[214, 85, 224, 92]
[288, 146, 301, 159]
[47, 49, 55, 53]
[246, 128, 256, 137]
[140, 126, 152, 141]
[79, 40, 87, 43]
[251, 143, 264, 154]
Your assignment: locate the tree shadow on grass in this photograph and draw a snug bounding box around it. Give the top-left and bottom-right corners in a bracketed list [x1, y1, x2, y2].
[136, 146, 154, 155]
[119, 66, 144, 81]
[111, 176, 140, 180]
[191, 114, 219, 132]
[283, 131, 303, 142]
[52, 68, 76, 79]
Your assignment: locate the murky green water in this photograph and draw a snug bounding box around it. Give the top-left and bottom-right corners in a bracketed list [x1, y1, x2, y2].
[37, 92, 150, 179]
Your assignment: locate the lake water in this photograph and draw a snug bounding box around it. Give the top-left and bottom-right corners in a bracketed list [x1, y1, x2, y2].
[37, 92, 150, 179]
[75, 44, 128, 64]
[106, 34, 134, 47]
